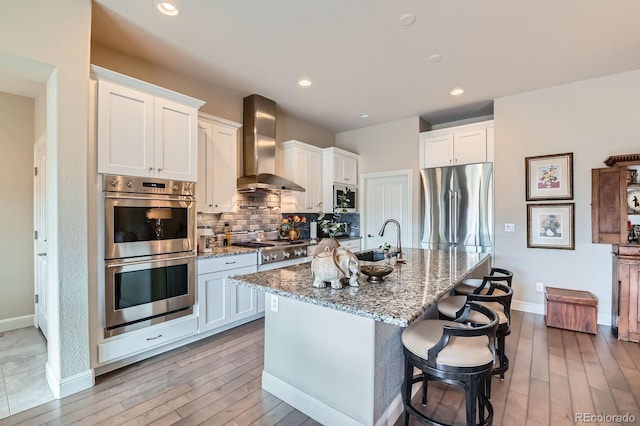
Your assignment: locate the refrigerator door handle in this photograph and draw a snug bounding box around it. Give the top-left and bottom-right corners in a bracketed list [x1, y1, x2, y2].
[453, 190, 458, 243]
[448, 189, 454, 243]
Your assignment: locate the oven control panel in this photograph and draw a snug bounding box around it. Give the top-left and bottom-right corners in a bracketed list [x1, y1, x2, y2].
[103, 175, 194, 196]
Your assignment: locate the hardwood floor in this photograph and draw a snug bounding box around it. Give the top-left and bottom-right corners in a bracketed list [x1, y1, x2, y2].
[1, 311, 639, 425]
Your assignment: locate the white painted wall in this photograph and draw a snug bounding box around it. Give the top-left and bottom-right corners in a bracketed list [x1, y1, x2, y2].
[494, 69, 640, 324]
[0, 0, 92, 395]
[0, 91, 34, 322]
[336, 117, 429, 247]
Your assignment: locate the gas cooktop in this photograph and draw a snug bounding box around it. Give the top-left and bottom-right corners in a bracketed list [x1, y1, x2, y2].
[233, 239, 307, 248]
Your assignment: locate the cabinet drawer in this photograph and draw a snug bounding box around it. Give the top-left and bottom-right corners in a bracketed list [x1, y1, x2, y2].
[98, 316, 197, 363]
[340, 239, 362, 252]
[198, 253, 257, 274]
[617, 246, 640, 256]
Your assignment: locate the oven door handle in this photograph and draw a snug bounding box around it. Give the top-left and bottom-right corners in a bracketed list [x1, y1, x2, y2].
[106, 254, 195, 268]
[105, 194, 194, 203]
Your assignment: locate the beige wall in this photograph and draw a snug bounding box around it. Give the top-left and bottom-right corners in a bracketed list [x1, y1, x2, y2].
[0, 0, 92, 389]
[336, 117, 429, 247]
[494, 69, 640, 323]
[91, 43, 335, 148]
[0, 91, 34, 321]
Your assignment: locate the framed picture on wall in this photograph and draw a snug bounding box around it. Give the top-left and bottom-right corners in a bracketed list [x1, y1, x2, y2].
[527, 203, 575, 250]
[525, 152, 573, 201]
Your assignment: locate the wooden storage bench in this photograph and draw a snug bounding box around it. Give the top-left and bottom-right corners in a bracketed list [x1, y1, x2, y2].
[545, 286, 598, 334]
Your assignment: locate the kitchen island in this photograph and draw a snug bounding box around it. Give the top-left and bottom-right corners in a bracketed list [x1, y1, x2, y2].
[228, 248, 490, 426]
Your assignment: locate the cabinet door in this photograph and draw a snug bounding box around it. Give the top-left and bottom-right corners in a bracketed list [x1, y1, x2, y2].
[422, 134, 453, 168]
[281, 143, 323, 213]
[305, 150, 323, 210]
[196, 120, 213, 212]
[334, 153, 358, 185]
[592, 167, 626, 244]
[228, 281, 258, 322]
[198, 272, 231, 333]
[154, 97, 198, 181]
[453, 129, 487, 165]
[209, 123, 237, 212]
[97, 80, 154, 177]
[617, 256, 640, 342]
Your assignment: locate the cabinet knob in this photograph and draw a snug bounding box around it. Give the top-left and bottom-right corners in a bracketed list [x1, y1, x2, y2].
[157, 168, 162, 172]
[209, 204, 213, 207]
[148, 167, 153, 172]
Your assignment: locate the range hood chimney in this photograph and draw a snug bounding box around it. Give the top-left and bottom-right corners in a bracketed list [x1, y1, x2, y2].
[237, 94, 305, 192]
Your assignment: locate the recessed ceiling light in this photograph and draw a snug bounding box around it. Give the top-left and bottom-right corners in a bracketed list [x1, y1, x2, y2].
[359, 113, 369, 119]
[156, 1, 179, 16]
[450, 87, 465, 96]
[399, 13, 416, 26]
[428, 54, 442, 63]
[298, 78, 312, 87]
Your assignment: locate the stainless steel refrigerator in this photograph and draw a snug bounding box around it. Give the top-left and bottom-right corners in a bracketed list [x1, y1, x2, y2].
[420, 163, 493, 252]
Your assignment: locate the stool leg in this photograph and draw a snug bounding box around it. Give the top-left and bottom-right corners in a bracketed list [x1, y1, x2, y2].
[464, 379, 478, 426]
[497, 333, 508, 380]
[421, 372, 428, 405]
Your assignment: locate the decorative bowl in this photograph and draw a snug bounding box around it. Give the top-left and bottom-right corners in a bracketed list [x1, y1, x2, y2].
[360, 265, 393, 283]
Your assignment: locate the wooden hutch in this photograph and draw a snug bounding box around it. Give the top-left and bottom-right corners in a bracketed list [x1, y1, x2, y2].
[592, 154, 640, 342]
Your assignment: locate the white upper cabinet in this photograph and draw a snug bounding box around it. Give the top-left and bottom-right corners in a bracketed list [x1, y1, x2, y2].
[281, 140, 323, 213]
[420, 120, 494, 168]
[330, 149, 359, 185]
[196, 113, 241, 213]
[93, 65, 204, 181]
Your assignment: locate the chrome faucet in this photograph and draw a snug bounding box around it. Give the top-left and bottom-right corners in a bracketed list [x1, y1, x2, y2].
[378, 219, 402, 260]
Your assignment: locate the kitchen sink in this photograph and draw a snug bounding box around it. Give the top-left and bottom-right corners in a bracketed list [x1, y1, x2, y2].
[356, 250, 386, 262]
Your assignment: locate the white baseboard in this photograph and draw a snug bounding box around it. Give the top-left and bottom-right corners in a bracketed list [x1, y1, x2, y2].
[262, 371, 365, 426]
[511, 300, 544, 315]
[0, 315, 34, 333]
[511, 299, 611, 327]
[376, 394, 403, 426]
[46, 363, 94, 399]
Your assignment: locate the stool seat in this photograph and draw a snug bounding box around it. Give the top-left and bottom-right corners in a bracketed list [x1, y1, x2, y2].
[439, 282, 513, 383]
[402, 320, 494, 368]
[439, 296, 508, 325]
[401, 303, 498, 426]
[454, 267, 513, 296]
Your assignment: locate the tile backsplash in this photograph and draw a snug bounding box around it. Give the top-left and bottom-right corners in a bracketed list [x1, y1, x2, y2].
[197, 191, 360, 243]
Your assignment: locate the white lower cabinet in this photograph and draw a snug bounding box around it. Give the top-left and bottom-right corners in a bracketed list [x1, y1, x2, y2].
[98, 315, 198, 364]
[339, 239, 362, 253]
[197, 253, 262, 334]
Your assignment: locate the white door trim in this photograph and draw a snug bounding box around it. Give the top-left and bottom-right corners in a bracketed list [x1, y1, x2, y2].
[360, 169, 413, 251]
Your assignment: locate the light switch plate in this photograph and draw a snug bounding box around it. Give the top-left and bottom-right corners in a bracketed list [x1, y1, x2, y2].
[504, 223, 515, 233]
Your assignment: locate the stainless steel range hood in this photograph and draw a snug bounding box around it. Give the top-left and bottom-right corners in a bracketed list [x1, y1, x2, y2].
[237, 94, 305, 192]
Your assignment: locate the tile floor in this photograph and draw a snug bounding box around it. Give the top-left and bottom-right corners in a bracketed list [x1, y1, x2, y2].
[0, 327, 54, 419]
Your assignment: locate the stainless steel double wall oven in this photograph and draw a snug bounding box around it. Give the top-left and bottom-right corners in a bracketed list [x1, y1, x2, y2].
[103, 175, 196, 337]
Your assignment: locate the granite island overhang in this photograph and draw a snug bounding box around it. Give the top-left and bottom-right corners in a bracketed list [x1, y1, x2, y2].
[227, 248, 491, 426]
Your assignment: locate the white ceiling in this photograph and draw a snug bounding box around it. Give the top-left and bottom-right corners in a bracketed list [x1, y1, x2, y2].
[91, 0, 640, 133]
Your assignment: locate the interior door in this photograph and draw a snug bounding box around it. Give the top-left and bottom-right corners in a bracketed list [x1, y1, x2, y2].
[34, 135, 48, 339]
[362, 172, 411, 252]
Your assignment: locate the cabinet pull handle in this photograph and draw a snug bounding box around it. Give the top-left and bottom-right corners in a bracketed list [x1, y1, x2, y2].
[146, 334, 163, 341]
[225, 261, 237, 264]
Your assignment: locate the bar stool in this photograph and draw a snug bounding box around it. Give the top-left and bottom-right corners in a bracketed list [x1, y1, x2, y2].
[439, 282, 513, 381]
[454, 267, 513, 296]
[402, 302, 498, 426]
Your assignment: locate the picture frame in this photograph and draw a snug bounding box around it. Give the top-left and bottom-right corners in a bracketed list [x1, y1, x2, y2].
[527, 203, 575, 250]
[525, 152, 573, 201]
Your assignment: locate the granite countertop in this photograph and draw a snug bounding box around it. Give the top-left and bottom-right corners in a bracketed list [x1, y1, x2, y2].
[197, 246, 257, 259]
[228, 247, 489, 327]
